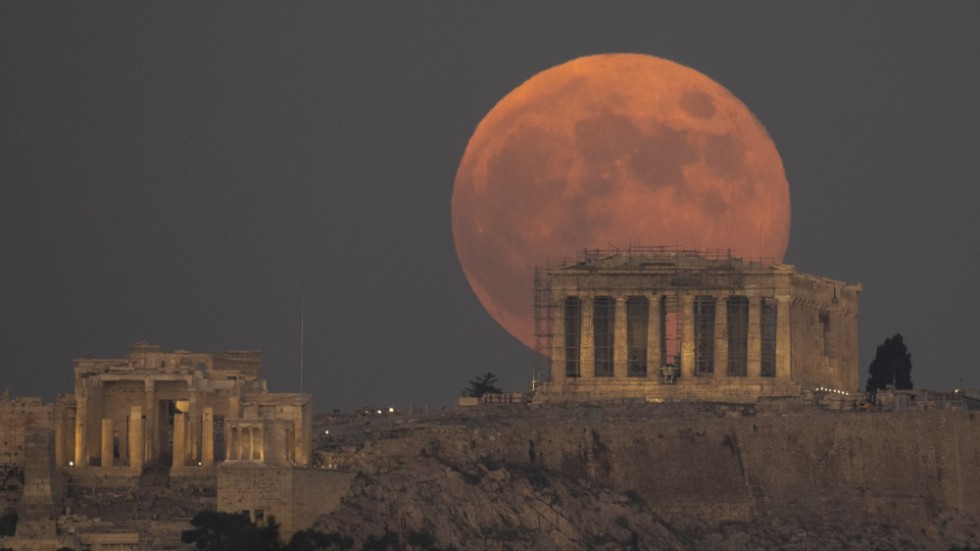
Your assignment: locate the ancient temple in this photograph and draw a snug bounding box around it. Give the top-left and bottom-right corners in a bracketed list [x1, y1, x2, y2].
[53, 342, 312, 472]
[533, 248, 861, 402]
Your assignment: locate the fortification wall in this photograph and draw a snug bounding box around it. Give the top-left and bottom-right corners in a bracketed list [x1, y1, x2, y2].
[361, 408, 980, 528]
[217, 465, 354, 536]
[218, 465, 295, 526]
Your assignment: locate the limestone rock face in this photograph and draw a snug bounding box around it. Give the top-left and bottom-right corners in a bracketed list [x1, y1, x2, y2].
[312, 405, 980, 550]
[317, 456, 684, 550]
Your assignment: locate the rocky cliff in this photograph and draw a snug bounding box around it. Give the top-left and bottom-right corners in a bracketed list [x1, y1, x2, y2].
[313, 404, 980, 550]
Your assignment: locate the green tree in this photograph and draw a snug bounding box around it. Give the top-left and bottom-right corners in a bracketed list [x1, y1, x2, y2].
[406, 529, 436, 548]
[866, 333, 913, 396]
[360, 531, 399, 551]
[463, 372, 502, 398]
[181, 511, 280, 551]
[0, 511, 16, 536]
[285, 529, 354, 551]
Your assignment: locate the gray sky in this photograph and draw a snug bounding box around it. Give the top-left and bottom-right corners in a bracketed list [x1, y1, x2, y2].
[2, 3, 979, 411]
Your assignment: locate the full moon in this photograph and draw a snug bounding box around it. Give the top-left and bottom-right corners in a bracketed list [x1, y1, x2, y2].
[452, 53, 791, 351]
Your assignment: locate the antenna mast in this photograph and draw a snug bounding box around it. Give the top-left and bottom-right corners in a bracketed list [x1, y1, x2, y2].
[300, 293, 305, 393]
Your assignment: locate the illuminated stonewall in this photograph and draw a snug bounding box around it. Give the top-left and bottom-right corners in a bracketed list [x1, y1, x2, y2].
[533, 248, 861, 403]
[54, 342, 312, 472]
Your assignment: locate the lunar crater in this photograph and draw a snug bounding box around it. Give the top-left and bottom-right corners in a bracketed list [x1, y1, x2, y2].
[704, 132, 746, 178]
[680, 90, 717, 119]
[627, 125, 696, 190]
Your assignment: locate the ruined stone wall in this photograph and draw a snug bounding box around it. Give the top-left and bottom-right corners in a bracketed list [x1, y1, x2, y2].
[217, 466, 353, 537]
[215, 465, 292, 535]
[789, 274, 860, 392]
[790, 299, 826, 387]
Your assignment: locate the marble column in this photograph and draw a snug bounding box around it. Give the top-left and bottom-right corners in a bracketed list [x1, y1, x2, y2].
[173, 413, 187, 467]
[776, 296, 792, 379]
[129, 406, 143, 473]
[101, 418, 113, 469]
[580, 296, 595, 379]
[714, 295, 729, 377]
[747, 297, 762, 378]
[258, 426, 265, 462]
[613, 296, 628, 379]
[680, 294, 695, 379]
[202, 407, 214, 467]
[74, 394, 87, 468]
[189, 407, 199, 463]
[143, 381, 156, 464]
[55, 409, 65, 469]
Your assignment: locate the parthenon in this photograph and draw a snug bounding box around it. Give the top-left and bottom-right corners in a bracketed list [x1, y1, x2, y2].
[53, 342, 312, 472]
[534, 248, 861, 402]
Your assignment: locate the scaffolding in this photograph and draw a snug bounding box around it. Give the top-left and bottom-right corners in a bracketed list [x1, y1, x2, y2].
[532, 265, 553, 389]
[533, 246, 778, 388]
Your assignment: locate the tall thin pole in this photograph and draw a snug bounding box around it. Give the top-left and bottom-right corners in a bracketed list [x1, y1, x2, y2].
[300, 293, 305, 393]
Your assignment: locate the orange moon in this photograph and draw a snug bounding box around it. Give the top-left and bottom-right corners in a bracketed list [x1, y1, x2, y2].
[452, 53, 790, 351]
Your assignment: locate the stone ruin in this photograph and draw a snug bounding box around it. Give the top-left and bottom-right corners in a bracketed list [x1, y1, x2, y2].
[533, 248, 861, 403]
[0, 343, 352, 550]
